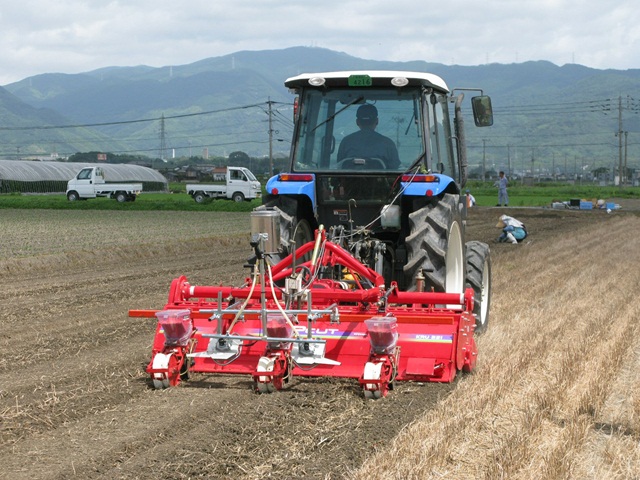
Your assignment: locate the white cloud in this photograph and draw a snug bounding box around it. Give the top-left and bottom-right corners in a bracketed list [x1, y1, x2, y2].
[1, 0, 639, 85]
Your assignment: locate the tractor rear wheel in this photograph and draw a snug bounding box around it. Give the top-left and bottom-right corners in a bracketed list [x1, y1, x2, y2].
[292, 219, 313, 262]
[403, 193, 464, 293]
[465, 240, 491, 334]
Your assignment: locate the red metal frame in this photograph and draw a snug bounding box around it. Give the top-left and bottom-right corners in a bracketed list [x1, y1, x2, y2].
[130, 232, 478, 394]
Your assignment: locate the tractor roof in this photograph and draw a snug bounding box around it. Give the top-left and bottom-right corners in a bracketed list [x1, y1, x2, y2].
[284, 70, 449, 93]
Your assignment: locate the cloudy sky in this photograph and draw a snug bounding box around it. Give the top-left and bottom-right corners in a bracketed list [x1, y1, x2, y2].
[1, 0, 638, 85]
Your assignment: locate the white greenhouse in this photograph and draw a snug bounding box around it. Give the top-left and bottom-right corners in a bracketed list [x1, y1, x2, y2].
[0, 160, 168, 194]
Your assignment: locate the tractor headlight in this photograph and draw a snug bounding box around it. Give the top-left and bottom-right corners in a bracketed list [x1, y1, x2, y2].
[308, 76, 326, 87]
[391, 77, 409, 87]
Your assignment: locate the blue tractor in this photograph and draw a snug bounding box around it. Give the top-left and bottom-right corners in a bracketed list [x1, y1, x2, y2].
[256, 71, 493, 332]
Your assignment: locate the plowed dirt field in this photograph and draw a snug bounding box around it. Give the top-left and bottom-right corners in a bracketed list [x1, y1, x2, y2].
[1, 204, 639, 479]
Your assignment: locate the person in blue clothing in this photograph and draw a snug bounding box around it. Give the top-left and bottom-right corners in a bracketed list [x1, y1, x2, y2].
[494, 171, 509, 206]
[496, 214, 527, 244]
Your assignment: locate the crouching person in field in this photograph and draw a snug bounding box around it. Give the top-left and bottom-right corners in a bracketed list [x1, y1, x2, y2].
[496, 214, 527, 244]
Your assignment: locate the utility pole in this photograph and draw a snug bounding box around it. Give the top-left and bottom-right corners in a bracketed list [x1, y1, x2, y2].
[268, 98, 274, 177]
[507, 145, 511, 178]
[531, 148, 535, 183]
[624, 131, 628, 186]
[482, 139, 486, 182]
[617, 95, 623, 188]
[392, 116, 405, 148]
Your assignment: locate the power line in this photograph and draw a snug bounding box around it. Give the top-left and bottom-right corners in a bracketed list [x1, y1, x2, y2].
[2, 93, 637, 166]
[0, 101, 276, 131]
[0, 99, 298, 157]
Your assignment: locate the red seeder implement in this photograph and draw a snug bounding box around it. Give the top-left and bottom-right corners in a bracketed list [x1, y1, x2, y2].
[129, 229, 478, 399]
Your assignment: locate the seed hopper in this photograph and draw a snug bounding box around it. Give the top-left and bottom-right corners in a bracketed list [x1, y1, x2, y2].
[130, 220, 478, 399]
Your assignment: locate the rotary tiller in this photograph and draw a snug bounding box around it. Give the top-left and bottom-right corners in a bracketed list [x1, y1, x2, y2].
[129, 229, 478, 399]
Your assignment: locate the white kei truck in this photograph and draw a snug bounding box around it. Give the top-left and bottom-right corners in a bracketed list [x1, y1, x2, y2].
[66, 166, 142, 202]
[186, 166, 261, 203]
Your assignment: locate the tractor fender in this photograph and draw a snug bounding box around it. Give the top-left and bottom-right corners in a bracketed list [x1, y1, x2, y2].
[265, 173, 316, 212]
[400, 174, 456, 197]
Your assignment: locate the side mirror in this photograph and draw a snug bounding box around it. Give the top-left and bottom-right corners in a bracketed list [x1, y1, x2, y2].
[471, 95, 493, 127]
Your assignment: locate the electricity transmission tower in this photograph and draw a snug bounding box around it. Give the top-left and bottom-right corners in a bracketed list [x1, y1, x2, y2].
[159, 114, 167, 161]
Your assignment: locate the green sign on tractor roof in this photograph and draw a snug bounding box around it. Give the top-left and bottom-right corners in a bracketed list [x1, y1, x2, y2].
[348, 75, 372, 87]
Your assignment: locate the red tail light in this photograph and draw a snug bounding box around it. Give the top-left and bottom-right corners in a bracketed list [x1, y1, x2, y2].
[278, 173, 313, 182]
[401, 174, 439, 183]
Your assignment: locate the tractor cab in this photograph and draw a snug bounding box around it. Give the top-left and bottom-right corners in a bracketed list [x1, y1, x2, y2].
[288, 72, 458, 209]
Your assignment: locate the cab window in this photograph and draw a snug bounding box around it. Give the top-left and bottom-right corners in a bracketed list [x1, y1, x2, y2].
[77, 168, 92, 180]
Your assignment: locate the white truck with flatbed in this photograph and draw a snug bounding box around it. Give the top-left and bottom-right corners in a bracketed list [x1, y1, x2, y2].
[186, 166, 261, 203]
[66, 166, 142, 202]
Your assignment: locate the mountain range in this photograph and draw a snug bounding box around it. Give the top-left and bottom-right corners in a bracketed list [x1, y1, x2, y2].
[1, 46, 639, 174]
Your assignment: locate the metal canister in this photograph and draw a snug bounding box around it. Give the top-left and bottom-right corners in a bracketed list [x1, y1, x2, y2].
[250, 208, 281, 253]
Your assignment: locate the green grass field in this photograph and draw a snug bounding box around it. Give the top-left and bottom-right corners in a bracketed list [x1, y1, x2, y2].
[0, 192, 262, 211]
[465, 182, 640, 207]
[1, 183, 638, 211]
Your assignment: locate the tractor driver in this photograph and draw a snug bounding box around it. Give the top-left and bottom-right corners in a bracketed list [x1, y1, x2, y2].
[337, 104, 401, 170]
